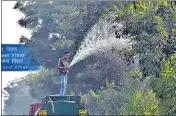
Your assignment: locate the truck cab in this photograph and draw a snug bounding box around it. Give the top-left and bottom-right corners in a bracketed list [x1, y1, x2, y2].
[29, 95, 88, 116]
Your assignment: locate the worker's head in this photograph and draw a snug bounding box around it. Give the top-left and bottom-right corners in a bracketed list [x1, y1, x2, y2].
[63, 52, 69, 60]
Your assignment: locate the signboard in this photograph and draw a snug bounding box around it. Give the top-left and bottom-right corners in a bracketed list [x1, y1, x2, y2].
[1, 44, 40, 71]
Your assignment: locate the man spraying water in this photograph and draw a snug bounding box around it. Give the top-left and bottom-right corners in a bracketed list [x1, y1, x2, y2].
[58, 52, 70, 96]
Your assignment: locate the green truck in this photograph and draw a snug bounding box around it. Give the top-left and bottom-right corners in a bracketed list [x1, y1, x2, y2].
[29, 95, 88, 116]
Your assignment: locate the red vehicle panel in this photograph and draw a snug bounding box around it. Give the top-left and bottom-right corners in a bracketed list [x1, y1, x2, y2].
[29, 102, 42, 115]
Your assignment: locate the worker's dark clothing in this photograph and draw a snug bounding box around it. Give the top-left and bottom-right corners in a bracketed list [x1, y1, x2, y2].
[58, 58, 69, 75]
[58, 58, 69, 96]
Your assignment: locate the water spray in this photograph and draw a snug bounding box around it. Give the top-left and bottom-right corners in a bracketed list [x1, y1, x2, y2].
[69, 19, 132, 67]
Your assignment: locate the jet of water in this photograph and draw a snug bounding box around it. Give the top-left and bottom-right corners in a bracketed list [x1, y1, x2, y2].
[69, 19, 131, 67]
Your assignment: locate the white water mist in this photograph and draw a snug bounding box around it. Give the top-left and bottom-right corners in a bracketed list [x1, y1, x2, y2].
[69, 19, 131, 67]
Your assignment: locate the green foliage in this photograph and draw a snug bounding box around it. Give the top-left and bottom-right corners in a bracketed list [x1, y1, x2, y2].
[83, 87, 123, 115]
[129, 67, 141, 79]
[161, 53, 176, 86]
[105, 1, 176, 79]
[151, 53, 176, 115]
[107, 1, 176, 114]
[120, 89, 159, 115]
[82, 75, 159, 115]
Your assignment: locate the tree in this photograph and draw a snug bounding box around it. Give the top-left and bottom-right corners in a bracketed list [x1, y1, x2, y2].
[120, 89, 159, 115]
[105, 1, 176, 78]
[82, 76, 159, 115]
[103, 1, 176, 114]
[151, 53, 176, 115]
[74, 52, 137, 94]
[13, 1, 111, 68]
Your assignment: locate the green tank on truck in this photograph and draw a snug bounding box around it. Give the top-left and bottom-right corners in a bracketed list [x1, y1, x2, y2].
[33, 95, 88, 116]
